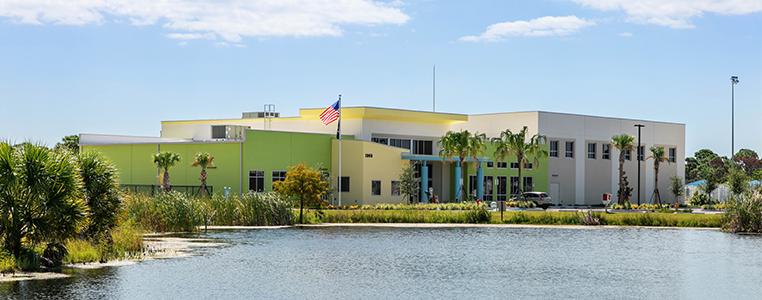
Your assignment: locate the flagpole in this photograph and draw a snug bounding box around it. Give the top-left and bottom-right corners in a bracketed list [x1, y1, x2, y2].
[337, 94, 342, 207]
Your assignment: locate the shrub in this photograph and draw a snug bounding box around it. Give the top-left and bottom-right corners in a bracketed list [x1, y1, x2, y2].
[0, 251, 16, 274]
[108, 220, 143, 259]
[78, 151, 122, 238]
[723, 190, 762, 233]
[689, 193, 712, 206]
[63, 239, 101, 264]
[578, 210, 602, 225]
[465, 206, 491, 223]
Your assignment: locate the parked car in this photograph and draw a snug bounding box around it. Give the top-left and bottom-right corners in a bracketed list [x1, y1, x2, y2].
[511, 192, 552, 209]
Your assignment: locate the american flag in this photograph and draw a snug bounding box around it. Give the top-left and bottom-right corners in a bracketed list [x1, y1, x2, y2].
[319, 100, 340, 125]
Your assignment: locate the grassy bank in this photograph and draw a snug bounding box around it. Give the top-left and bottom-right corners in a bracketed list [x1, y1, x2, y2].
[306, 209, 723, 228]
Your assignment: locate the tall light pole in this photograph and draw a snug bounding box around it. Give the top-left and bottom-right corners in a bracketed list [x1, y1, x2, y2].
[634, 124, 645, 205]
[731, 76, 739, 156]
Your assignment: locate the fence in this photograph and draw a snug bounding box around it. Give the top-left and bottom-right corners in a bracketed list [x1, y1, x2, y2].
[121, 184, 213, 196]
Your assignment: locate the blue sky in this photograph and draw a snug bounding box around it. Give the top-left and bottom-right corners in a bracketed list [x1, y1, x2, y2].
[0, 0, 760, 157]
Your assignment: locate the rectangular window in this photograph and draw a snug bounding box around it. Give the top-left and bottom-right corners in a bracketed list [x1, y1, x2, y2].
[587, 143, 597, 159]
[669, 147, 677, 163]
[602, 144, 611, 160]
[637, 146, 645, 161]
[339, 176, 350, 192]
[412, 140, 433, 155]
[625, 150, 632, 161]
[524, 162, 533, 169]
[469, 175, 477, 198]
[497, 176, 507, 201]
[211, 125, 227, 139]
[550, 140, 559, 157]
[389, 138, 411, 150]
[484, 176, 494, 201]
[565, 141, 575, 158]
[248, 170, 264, 192]
[371, 137, 388, 145]
[391, 181, 400, 196]
[371, 180, 381, 196]
[510, 176, 520, 196]
[523, 177, 534, 192]
[271, 170, 287, 189]
[510, 162, 520, 169]
[486, 161, 494, 168]
[497, 162, 508, 169]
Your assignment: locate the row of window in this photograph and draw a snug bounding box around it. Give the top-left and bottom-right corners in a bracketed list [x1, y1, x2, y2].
[483, 161, 533, 169]
[468, 176, 533, 200]
[371, 137, 434, 155]
[550, 140, 677, 162]
[248, 170, 287, 192]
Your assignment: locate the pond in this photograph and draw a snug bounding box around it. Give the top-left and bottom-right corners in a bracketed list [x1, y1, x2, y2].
[2, 226, 761, 299]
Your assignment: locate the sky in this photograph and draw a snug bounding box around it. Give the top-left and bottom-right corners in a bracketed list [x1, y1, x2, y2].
[0, 0, 760, 157]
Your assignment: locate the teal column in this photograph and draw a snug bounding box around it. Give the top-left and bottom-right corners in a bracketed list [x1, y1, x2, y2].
[454, 163, 462, 202]
[420, 162, 429, 203]
[476, 161, 484, 200]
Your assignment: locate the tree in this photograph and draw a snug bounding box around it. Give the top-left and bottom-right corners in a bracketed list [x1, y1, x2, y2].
[55, 135, 80, 154]
[612, 134, 635, 205]
[398, 162, 419, 204]
[647, 146, 670, 205]
[153, 152, 181, 192]
[192, 152, 215, 197]
[78, 151, 122, 238]
[733, 149, 762, 178]
[273, 164, 329, 224]
[670, 176, 684, 209]
[493, 126, 548, 198]
[0, 142, 88, 258]
[685, 157, 700, 182]
[438, 130, 474, 202]
[468, 132, 488, 199]
[727, 167, 749, 198]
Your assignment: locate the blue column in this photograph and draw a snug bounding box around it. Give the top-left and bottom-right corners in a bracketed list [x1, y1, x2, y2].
[476, 161, 484, 201]
[454, 163, 462, 202]
[420, 162, 429, 203]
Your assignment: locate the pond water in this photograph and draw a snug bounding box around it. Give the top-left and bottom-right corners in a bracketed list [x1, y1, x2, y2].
[2, 226, 762, 299]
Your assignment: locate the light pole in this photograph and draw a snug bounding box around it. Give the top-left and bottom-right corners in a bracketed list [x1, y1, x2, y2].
[634, 124, 645, 205]
[731, 76, 739, 156]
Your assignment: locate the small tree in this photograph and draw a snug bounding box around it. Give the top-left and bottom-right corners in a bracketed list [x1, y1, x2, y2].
[647, 146, 670, 205]
[274, 164, 329, 224]
[612, 134, 635, 205]
[55, 135, 80, 154]
[670, 176, 684, 209]
[399, 162, 420, 203]
[192, 152, 215, 197]
[153, 152, 181, 192]
[727, 167, 749, 198]
[78, 151, 122, 238]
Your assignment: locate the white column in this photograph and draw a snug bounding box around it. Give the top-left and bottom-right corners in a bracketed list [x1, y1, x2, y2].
[575, 138, 585, 205]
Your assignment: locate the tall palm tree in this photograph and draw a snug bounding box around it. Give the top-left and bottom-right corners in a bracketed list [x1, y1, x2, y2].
[468, 132, 487, 199]
[192, 152, 215, 197]
[648, 146, 670, 205]
[493, 126, 548, 198]
[612, 134, 635, 205]
[439, 130, 473, 202]
[153, 151, 181, 192]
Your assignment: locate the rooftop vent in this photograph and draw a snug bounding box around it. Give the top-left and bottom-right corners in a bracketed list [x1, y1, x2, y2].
[242, 111, 279, 119]
[211, 125, 246, 140]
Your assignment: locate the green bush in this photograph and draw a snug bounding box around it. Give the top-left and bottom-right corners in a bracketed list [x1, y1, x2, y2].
[0, 251, 16, 273]
[63, 239, 101, 264]
[108, 220, 144, 259]
[723, 190, 762, 233]
[465, 206, 491, 223]
[689, 193, 712, 206]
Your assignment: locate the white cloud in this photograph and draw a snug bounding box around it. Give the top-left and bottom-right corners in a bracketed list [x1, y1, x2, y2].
[574, 0, 762, 28]
[0, 0, 410, 43]
[459, 16, 596, 42]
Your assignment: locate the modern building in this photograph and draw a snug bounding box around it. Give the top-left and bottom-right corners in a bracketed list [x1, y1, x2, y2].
[80, 106, 685, 206]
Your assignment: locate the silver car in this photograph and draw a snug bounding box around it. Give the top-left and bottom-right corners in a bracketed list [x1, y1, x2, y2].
[514, 192, 552, 209]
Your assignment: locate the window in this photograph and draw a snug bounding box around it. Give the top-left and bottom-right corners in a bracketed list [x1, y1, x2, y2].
[510, 176, 520, 196]
[389, 138, 411, 150]
[371, 137, 388, 145]
[248, 170, 264, 192]
[524, 162, 533, 169]
[412, 140, 433, 155]
[625, 150, 632, 161]
[469, 175, 477, 198]
[486, 161, 494, 168]
[211, 125, 227, 139]
[391, 181, 400, 196]
[587, 143, 597, 159]
[510, 162, 520, 169]
[550, 140, 559, 157]
[497, 176, 507, 201]
[565, 141, 575, 158]
[523, 177, 534, 192]
[484, 176, 494, 201]
[271, 170, 287, 189]
[669, 147, 677, 163]
[371, 180, 381, 196]
[602, 144, 611, 160]
[637, 146, 645, 161]
[338, 176, 350, 192]
[497, 162, 508, 169]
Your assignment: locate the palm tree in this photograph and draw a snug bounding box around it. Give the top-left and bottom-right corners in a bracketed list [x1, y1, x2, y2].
[78, 151, 122, 238]
[192, 152, 215, 197]
[612, 134, 635, 205]
[493, 126, 548, 198]
[153, 151, 181, 192]
[468, 132, 488, 199]
[648, 146, 670, 205]
[439, 130, 473, 202]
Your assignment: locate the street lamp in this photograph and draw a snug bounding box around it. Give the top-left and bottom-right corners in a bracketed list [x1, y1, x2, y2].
[634, 124, 645, 205]
[731, 76, 739, 156]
